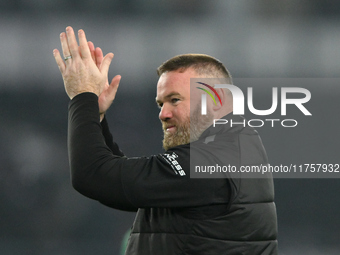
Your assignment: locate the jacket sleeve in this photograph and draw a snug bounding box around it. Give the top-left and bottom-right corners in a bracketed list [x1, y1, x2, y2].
[68, 93, 229, 210]
[100, 116, 125, 157]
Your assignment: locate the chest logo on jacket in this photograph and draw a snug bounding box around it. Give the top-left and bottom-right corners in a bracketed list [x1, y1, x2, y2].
[161, 152, 186, 176]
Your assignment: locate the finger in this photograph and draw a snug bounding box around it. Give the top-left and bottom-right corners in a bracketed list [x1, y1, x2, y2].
[65, 26, 80, 59]
[60, 32, 72, 61]
[88, 41, 96, 62]
[53, 49, 66, 74]
[101, 53, 114, 75]
[78, 29, 91, 59]
[95, 47, 104, 69]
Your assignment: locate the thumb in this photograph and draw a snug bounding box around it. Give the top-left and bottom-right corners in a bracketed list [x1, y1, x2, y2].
[101, 52, 114, 75]
[107, 75, 121, 100]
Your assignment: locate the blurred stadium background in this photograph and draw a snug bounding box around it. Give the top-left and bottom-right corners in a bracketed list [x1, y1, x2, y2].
[0, 1, 339, 254]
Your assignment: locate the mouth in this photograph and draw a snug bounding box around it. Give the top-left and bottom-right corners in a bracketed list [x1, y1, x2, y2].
[165, 125, 176, 132]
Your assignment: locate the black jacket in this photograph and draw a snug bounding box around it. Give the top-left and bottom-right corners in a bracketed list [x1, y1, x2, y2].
[68, 93, 278, 255]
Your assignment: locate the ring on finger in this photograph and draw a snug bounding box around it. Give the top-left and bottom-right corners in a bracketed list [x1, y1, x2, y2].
[64, 55, 72, 61]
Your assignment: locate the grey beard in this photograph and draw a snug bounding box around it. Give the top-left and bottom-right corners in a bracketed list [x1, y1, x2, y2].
[162, 118, 190, 151]
[189, 105, 214, 143]
[162, 106, 214, 151]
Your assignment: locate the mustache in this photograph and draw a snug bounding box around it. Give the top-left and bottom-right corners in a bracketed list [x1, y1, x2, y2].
[162, 117, 191, 131]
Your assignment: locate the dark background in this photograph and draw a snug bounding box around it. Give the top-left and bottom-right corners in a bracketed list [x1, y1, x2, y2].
[0, 1, 339, 254]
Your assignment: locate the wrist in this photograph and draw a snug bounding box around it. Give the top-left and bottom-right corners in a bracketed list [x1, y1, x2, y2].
[100, 113, 105, 122]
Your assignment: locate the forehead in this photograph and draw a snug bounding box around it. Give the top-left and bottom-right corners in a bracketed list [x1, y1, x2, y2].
[156, 68, 197, 99]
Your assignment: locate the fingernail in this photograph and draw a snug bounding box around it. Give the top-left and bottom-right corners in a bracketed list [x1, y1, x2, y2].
[78, 29, 84, 34]
[66, 26, 72, 32]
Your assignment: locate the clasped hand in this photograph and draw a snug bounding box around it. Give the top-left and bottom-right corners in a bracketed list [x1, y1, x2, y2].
[53, 26, 121, 119]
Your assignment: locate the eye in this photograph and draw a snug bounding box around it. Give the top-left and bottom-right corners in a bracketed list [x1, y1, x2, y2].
[157, 102, 163, 108]
[171, 98, 180, 104]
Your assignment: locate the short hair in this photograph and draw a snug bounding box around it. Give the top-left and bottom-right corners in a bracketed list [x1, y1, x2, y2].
[157, 53, 232, 83]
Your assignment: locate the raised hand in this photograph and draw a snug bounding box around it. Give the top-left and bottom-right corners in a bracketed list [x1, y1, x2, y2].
[88, 41, 121, 121]
[53, 26, 119, 102]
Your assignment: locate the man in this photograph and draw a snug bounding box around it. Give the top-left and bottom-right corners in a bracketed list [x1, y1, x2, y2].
[53, 26, 278, 254]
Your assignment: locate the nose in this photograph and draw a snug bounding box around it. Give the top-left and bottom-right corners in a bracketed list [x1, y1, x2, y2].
[159, 103, 173, 121]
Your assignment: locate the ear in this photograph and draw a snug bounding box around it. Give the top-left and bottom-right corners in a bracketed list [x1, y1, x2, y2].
[212, 88, 224, 111]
